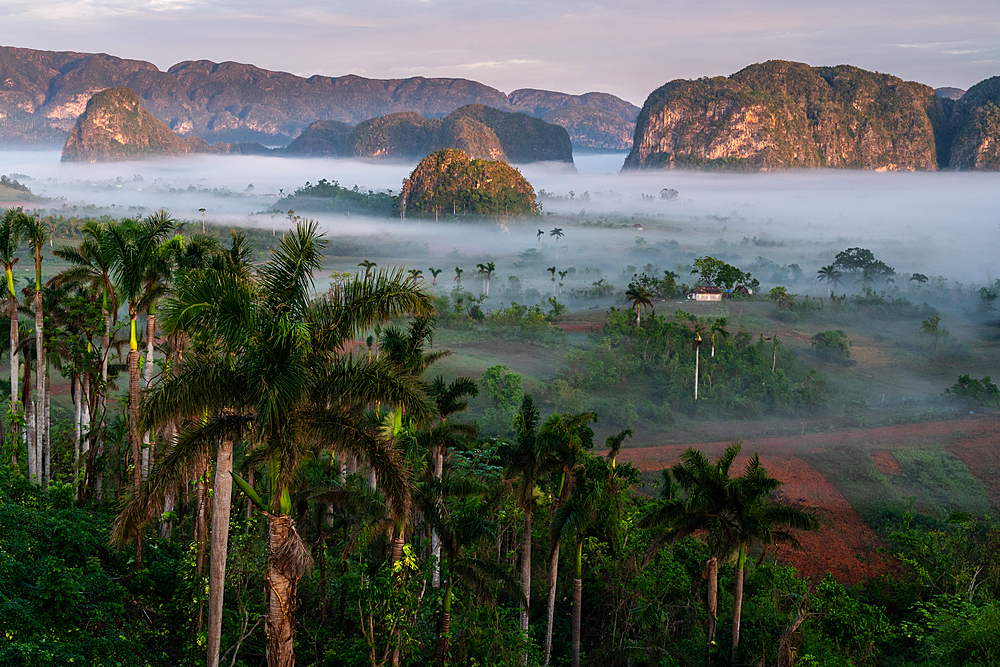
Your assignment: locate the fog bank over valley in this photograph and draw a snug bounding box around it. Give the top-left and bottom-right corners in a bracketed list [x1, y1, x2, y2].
[4, 149, 999, 287]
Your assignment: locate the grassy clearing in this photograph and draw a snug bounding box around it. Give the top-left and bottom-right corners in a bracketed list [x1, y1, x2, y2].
[806, 445, 994, 536]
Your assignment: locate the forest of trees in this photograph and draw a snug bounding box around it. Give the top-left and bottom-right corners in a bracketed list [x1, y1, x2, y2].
[2, 207, 1000, 667]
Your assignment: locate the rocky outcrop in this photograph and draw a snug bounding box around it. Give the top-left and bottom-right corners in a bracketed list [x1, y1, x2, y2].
[399, 149, 538, 217]
[61, 87, 205, 162]
[61, 87, 271, 161]
[282, 120, 354, 157]
[624, 61, 942, 171]
[0, 45, 636, 150]
[287, 104, 571, 163]
[948, 77, 1000, 170]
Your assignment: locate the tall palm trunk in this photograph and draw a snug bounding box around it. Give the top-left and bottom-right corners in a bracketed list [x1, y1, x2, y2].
[520, 503, 532, 641]
[81, 374, 91, 487]
[435, 578, 454, 666]
[206, 435, 234, 667]
[160, 420, 176, 540]
[22, 357, 33, 481]
[7, 295, 17, 466]
[128, 314, 141, 490]
[34, 276, 44, 486]
[267, 514, 299, 667]
[142, 307, 156, 478]
[73, 374, 81, 497]
[431, 444, 444, 587]
[731, 545, 747, 663]
[43, 365, 50, 485]
[706, 556, 718, 649]
[195, 451, 211, 630]
[571, 539, 583, 667]
[543, 543, 560, 665]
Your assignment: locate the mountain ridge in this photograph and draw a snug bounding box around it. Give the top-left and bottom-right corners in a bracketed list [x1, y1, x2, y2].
[0, 45, 638, 150]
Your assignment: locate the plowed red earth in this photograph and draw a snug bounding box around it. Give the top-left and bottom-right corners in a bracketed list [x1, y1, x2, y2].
[616, 416, 1000, 585]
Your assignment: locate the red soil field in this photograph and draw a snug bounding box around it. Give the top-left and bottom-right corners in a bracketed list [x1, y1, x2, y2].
[615, 415, 1000, 585]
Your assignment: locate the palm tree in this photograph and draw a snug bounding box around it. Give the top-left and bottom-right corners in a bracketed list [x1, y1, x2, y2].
[476, 263, 488, 294]
[552, 437, 632, 667]
[725, 452, 819, 661]
[538, 411, 596, 666]
[816, 264, 842, 288]
[123, 221, 434, 667]
[498, 394, 544, 648]
[709, 317, 728, 358]
[421, 375, 479, 586]
[407, 268, 423, 286]
[642, 443, 819, 662]
[420, 477, 522, 666]
[454, 266, 463, 285]
[910, 272, 929, 287]
[550, 227, 564, 258]
[640, 444, 741, 652]
[0, 209, 24, 465]
[102, 212, 177, 491]
[52, 220, 120, 446]
[558, 270, 568, 296]
[429, 267, 442, 285]
[537, 228, 544, 246]
[358, 259, 377, 278]
[17, 213, 48, 484]
[547, 266, 557, 297]
[625, 283, 653, 324]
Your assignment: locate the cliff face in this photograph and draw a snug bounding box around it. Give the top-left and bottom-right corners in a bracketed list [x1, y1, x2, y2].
[949, 77, 1000, 170]
[624, 61, 941, 171]
[61, 87, 205, 162]
[287, 104, 571, 163]
[0, 45, 635, 150]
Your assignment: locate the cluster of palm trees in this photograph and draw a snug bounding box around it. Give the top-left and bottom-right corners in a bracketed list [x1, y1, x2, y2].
[0, 207, 178, 494]
[641, 443, 820, 663]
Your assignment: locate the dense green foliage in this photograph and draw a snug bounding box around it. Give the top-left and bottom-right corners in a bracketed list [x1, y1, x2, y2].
[273, 178, 396, 216]
[400, 149, 539, 218]
[562, 308, 822, 420]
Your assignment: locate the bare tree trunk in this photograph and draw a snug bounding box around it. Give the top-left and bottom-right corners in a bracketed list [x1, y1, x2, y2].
[266, 515, 298, 667]
[159, 421, 175, 541]
[435, 581, 454, 666]
[129, 347, 141, 490]
[34, 287, 44, 486]
[195, 452, 211, 631]
[8, 309, 18, 468]
[731, 546, 746, 663]
[431, 445, 444, 588]
[43, 366, 50, 485]
[206, 436, 234, 667]
[706, 556, 718, 648]
[519, 503, 532, 650]
[571, 578, 582, 667]
[73, 374, 81, 498]
[142, 311, 155, 478]
[543, 543, 560, 665]
[23, 362, 34, 483]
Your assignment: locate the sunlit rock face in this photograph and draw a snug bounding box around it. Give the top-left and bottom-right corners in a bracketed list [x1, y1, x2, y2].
[624, 60, 943, 172]
[949, 77, 1000, 170]
[61, 87, 208, 162]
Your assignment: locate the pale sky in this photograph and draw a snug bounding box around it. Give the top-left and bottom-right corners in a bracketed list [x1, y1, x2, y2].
[4, 0, 1000, 106]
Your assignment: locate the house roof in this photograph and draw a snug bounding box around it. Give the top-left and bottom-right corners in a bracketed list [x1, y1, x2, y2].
[690, 285, 723, 294]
